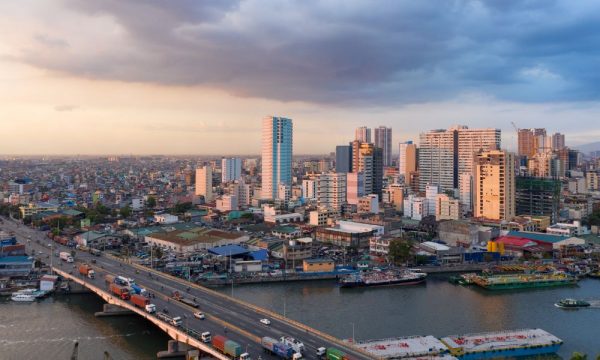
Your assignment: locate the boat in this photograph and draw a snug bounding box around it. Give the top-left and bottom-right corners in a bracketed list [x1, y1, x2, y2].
[441, 328, 563, 359]
[588, 271, 600, 279]
[555, 298, 591, 309]
[471, 273, 577, 290]
[339, 269, 427, 288]
[11, 293, 37, 302]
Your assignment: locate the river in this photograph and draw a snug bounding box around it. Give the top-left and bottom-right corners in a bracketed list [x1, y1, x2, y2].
[2, 275, 599, 359]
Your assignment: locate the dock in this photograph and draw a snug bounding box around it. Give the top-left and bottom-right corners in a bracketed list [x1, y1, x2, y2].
[353, 336, 450, 359]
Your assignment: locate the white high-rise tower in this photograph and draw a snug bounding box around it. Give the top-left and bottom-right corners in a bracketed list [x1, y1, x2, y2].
[261, 116, 293, 199]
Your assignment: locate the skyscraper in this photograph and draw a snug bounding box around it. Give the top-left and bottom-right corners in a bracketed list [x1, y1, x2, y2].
[552, 133, 566, 151]
[356, 143, 383, 199]
[221, 157, 242, 183]
[374, 126, 392, 167]
[261, 116, 293, 199]
[346, 172, 365, 205]
[355, 126, 371, 143]
[335, 145, 352, 173]
[418, 129, 457, 192]
[515, 176, 561, 222]
[474, 150, 515, 221]
[195, 166, 213, 202]
[518, 129, 536, 158]
[398, 141, 417, 185]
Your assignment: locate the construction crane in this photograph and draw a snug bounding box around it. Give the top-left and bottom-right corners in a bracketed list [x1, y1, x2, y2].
[511, 121, 519, 133]
[70, 341, 79, 360]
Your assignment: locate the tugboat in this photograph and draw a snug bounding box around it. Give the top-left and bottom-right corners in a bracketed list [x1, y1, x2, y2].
[554, 298, 591, 309]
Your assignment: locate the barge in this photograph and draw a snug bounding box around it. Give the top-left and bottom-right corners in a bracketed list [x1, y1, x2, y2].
[440, 328, 563, 359]
[471, 273, 577, 290]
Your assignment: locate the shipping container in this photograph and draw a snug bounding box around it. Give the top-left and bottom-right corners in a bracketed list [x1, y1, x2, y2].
[110, 283, 130, 300]
[212, 335, 227, 353]
[78, 264, 95, 279]
[224, 340, 242, 358]
[131, 294, 149, 308]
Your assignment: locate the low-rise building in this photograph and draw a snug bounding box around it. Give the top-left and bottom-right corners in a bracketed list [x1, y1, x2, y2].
[316, 221, 384, 248]
[19, 202, 59, 218]
[272, 226, 302, 239]
[154, 213, 179, 224]
[358, 194, 379, 214]
[309, 207, 338, 226]
[145, 227, 249, 253]
[302, 258, 335, 272]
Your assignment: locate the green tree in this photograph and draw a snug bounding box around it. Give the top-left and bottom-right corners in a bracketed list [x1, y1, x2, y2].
[146, 196, 157, 209]
[172, 202, 193, 214]
[570, 353, 587, 360]
[153, 246, 163, 260]
[120, 206, 132, 218]
[388, 238, 414, 265]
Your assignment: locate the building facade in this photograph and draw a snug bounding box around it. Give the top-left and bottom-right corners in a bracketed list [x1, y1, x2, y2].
[374, 126, 393, 167]
[398, 141, 417, 185]
[474, 150, 515, 221]
[195, 166, 213, 202]
[261, 116, 293, 199]
[221, 157, 242, 183]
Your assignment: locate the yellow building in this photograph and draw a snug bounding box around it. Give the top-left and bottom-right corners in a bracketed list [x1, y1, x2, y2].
[474, 150, 515, 221]
[302, 259, 335, 273]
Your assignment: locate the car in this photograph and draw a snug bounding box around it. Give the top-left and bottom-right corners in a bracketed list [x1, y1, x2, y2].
[193, 311, 205, 320]
[259, 318, 271, 325]
[47, 243, 52, 248]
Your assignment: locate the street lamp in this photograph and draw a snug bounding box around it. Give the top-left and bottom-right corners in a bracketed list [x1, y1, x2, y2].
[350, 322, 355, 343]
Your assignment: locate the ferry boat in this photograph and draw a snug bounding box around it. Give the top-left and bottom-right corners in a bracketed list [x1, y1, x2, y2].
[471, 273, 577, 290]
[441, 328, 563, 360]
[339, 269, 427, 288]
[11, 293, 37, 302]
[555, 298, 590, 309]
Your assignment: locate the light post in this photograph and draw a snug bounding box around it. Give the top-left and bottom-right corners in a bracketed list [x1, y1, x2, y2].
[350, 322, 355, 343]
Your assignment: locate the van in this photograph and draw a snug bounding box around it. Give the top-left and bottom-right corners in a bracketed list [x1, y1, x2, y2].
[171, 316, 182, 327]
[201, 332, 211, 343]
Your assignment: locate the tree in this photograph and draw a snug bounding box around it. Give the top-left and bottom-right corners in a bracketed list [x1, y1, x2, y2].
[119, 206, 132, 218]
[153, 246, 163, 260]
[570, 352, 587, 360]
[146, 196, 157, 209]
[388, 238, 414, 265]
[172, 202, 193, 214]
[419, 215, 438, 239]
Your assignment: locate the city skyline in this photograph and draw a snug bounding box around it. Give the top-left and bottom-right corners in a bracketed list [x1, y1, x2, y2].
[2, 1, 600, 155]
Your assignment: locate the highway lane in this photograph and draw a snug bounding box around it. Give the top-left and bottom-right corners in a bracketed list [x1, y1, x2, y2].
[3, 218, 372, 360]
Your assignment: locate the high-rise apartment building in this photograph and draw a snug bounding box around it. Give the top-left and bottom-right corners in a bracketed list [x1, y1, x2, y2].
[357, 143, 383, 198]
[221, 157, 242, 183]
[302, 179, 317, 200]
[355, 126, 371, 143]
[374, 126, 393, 167]
[346, 172, 365, 205]
[552, 133, 566, 151]
[474, 150, 515, 221]
[317, 173, 347, 212]
[418, 129, 457, 192]
[195, 166, 213, 202]
[335, 145, 352, 173]
[518, 129, 536, 158]
[398, 141, 417, 185]
[261, 116, 293, 199]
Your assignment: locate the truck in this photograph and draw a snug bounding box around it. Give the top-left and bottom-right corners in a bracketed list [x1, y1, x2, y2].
[130, 294, 150, 309]
[130, 284, 147, 295]
[59, 251, 74, 263]
[109, 283, 131, 300]
[157, 312, 182, 327]
[325, 348, 346, 360]
[78, 264, 95, 279]
[90, 248, 101, 256]
[212, 335, 245, 359]
[145, 304, 156, 314]
[261, 337, 302, 360]
[280, 336, 305, 354]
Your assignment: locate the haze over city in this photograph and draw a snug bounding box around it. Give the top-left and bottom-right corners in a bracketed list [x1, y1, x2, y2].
[2, 1, 600, 155]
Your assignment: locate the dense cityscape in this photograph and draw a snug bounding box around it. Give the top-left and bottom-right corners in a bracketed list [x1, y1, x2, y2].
[3, 1, 600, 360]
[2, 118, 600, 359]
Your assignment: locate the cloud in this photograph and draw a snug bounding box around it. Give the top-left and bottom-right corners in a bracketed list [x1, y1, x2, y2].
[54, 105, 78, 112]
[12, 0, 600, 105]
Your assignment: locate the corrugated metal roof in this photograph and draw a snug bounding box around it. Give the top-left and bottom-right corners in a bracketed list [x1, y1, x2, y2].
[507, 231, 569, 243]
[208, 244, 249, 257]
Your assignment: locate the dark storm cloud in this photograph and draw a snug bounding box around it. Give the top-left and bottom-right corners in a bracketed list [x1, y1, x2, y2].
[21, 0, 600, 104]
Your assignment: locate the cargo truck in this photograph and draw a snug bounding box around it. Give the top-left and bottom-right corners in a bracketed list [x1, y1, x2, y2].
[78, 264, 95, 279]
[116, 276, 135, 286]
[59, 251, 74, 263]
[212, 335, 247, 359]
[131, 294, 150, 309]
[130, 284, 147, 295]
[325, 348, 346, 360]
[109, 283, 131, 300]
[145, 304, 156, 313]
[280, 336, 305, 354]
[261, 337, 302, 360]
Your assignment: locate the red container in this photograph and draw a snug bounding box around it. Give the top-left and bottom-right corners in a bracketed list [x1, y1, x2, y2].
[131, 294, 149, 308]
[212, 335, 227, 352]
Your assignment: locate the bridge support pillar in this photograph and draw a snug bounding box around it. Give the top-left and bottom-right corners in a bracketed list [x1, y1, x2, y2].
[157, 340, 200, 360]
[94, 303, 134, 317]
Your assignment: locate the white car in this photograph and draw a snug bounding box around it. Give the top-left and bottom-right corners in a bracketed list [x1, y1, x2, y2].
[259, 318, 271, 325]
[193, 311, 205, 320]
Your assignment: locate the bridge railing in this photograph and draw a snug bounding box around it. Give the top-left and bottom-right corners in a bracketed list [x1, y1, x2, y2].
[106, 254, 376, 359]
[53, 267, 229, 360]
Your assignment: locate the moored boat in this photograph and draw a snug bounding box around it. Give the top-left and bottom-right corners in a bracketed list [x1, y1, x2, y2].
[11, 293, 37, 302]
[339, 269, 427, 288]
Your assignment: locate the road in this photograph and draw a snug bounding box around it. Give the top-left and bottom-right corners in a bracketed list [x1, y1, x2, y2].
[2, 218, 372, 360]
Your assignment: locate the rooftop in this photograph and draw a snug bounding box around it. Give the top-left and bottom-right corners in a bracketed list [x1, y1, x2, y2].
[355, 336, 448, 359]
[208, 244, 249, 257]
[441, 328, 562, 352]
[148, 227, 245, 246]
[506, 231, 570, 244]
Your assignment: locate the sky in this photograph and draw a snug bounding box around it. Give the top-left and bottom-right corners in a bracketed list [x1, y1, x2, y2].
[1, 0, 600, 155]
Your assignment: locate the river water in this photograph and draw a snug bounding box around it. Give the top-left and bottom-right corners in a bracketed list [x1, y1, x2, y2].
[2, 276, 599, 359]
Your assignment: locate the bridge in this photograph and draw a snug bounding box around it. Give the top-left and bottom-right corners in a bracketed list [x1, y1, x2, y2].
[6, 219, 373, 360]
